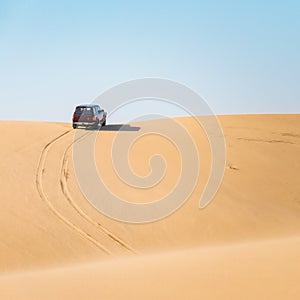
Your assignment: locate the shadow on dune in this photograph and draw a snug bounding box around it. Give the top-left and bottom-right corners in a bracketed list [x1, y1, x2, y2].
[100, 124, 140, 131]
[81, 124, 140, 132]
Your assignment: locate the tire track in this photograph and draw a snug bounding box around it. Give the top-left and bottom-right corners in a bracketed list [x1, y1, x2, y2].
[35, 130, 111, 254]
[60, 131, 137, 254]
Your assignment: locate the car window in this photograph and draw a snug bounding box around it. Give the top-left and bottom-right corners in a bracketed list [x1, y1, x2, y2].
[75, 107, 93, 114]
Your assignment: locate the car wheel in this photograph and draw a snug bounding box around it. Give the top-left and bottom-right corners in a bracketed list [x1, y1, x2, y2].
[72, 124, 77, 129]
[94, 119, 100, 130]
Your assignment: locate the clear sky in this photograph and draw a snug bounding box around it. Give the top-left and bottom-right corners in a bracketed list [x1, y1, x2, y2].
[0, 0, 299, 122]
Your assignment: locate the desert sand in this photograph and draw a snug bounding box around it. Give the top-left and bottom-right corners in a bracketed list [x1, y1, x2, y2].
[0, 114, 299, 299]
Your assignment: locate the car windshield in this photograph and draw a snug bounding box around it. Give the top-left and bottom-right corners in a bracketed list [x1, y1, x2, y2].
[75, 107, 93, 114]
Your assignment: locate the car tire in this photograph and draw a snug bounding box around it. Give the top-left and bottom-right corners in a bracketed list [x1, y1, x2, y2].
[72, 124, 77, 129]
[94, 119, 100, 130]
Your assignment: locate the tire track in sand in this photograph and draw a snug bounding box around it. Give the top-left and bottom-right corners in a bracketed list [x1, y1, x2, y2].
[60, 130, 137, 254]
[35, 130, 111, 254]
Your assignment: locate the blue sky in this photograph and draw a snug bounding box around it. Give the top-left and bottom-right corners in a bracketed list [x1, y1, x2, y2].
[0, 0, 299, 122]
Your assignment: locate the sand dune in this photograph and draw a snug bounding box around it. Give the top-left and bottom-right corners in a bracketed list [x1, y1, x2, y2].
[0, 115, 299, 298]
[1, 236, 300, 299]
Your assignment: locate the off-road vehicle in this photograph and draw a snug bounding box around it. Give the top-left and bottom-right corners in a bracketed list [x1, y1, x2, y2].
[72, 104, 107, 129]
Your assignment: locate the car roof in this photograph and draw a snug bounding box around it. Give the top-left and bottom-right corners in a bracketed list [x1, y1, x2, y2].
[76, 104, 100, 108]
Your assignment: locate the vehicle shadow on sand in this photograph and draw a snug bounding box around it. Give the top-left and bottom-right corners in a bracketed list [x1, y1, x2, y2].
[83, 124, 141, 132]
